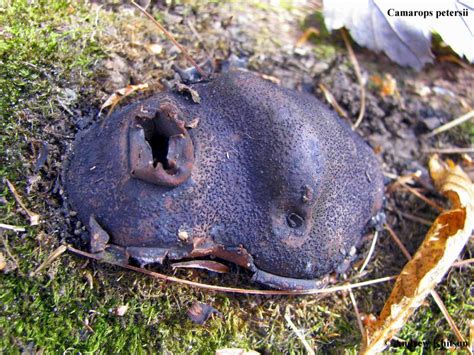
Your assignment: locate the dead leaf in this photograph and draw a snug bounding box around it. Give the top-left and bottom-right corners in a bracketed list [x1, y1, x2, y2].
[172, 260, 230, 273]
[323, 0, 433, 70]
[113, 305, 129, 317]
[187, 302, 221, 325]
[100, 83, 149, 116]
[363, 155, 474, 353]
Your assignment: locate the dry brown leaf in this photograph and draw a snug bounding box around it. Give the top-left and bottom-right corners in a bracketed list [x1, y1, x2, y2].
[363, 155, 474, 353]
[100, 83, 149, 116]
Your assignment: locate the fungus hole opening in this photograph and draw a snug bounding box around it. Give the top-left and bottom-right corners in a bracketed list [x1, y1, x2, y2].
[286, 212, 304, 228]
[141, 119, 171, 169]
[149, 134, 170, 169]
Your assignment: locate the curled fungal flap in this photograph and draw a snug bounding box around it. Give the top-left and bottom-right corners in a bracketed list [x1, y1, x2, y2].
[129, 101, 194, 187]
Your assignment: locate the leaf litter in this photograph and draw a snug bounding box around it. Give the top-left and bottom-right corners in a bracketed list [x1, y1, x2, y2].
[363, 155, 474, 353]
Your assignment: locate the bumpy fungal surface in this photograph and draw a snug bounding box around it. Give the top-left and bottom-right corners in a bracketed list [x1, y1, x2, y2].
[65, 70, 384, 289]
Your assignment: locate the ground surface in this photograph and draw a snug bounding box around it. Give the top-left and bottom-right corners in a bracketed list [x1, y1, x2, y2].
[0, 0, 472, 353]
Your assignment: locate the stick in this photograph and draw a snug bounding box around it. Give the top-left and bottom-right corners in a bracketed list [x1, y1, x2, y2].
[131, 1, 208, 78]
[67, 245, 397, 296]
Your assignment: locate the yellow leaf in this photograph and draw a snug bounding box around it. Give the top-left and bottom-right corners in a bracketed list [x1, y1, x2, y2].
[363, 154, 474, 353]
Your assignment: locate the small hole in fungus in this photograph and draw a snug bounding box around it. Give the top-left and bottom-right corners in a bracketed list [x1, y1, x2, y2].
[286, 212, 304, 228]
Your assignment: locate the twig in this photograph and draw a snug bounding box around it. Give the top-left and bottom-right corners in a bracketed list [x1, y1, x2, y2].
[426, 110, 474, 137]
[423, 147, 474, 154]
[359, 230, 379, 273]
[5, 179, 40, 226]
[400, 184, 444, 212]
[384, 223, 467, 344]
[67, 246, 397, 295]
[131, 1, 208, 78]
[391, 210, 432, 227]
[319, 83, 349, 119]
[30, 245, 68, 277]
[348, 288, 367, 346]
[284, 311, 315, 355]
[430, 290, 467, 347]
[187, 20, 211, 57]
[341, 29, 366, 130]
[0, 223, 26, 232]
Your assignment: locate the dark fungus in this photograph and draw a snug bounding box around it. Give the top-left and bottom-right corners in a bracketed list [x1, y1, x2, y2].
[64, 69, 384, 290]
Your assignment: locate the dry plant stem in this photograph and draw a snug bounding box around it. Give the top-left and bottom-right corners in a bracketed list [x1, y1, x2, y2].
[0, 223, 26, 232]
[424, 147, 474, 154]
[384, 223, 466, 344]
[67, 246, 397, 295]
[426, 110, 474, 137]
[30, 245, 67, 277]
[359, 230, 378, 273]
[131, 1, 208, 78]
[284, 312, 316, 355]
[392, 210, 432, 227]
[400, 183, 444, 212]
[319, 83, 349, 119]
[452, 257, 474, 267]
[5, 178, 40, 226]
[341, 29, 366, 130]
[348, 288, 367, 345]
